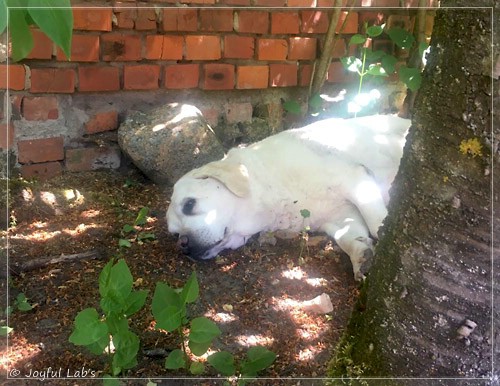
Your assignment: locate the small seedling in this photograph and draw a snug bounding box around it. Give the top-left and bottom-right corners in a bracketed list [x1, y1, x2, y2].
[69, 258, 148, 377]
[1, 292, 34, 336]
[119, 207, 156, 248]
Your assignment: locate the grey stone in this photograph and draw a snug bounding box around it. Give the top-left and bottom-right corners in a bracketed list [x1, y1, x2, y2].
[118, 103, 225, 186]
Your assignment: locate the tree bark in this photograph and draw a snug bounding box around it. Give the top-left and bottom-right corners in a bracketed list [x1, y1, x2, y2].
[333, 2, 498, 382]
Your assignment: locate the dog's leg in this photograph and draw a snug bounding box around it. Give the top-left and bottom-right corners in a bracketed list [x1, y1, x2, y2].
[342, 165, 388, 238]
[322, 210, 374, 281]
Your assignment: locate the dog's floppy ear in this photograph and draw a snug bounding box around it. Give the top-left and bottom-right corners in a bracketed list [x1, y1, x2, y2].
[189, 161, 250, 198]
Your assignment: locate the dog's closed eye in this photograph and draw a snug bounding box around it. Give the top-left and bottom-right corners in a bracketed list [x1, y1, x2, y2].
[182, 198, 197, 215]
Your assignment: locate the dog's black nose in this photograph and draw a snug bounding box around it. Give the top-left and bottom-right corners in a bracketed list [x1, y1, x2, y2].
[177, 235, 189, 254]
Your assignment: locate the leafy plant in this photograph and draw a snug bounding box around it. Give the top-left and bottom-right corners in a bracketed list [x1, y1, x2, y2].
[0, 292, 33, 336]
[69, 258, 149, 377]
[119, 207, 156, 248]
[1, 0, 73, 61]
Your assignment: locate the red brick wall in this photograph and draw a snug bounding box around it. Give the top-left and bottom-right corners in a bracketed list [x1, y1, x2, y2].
[0, 1, 437, 180]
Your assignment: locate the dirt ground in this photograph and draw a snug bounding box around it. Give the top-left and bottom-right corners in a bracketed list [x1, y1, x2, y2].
[1, 169, 359, 385]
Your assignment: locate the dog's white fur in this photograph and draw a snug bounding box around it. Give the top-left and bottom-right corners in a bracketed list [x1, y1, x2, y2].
[167, 115, 409, 280]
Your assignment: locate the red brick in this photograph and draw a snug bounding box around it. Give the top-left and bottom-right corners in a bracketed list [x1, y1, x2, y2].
[101, 34, 142, 61]
[135, 7, 157, 30]
[18, 137, 64, 164]
[164, 64, 199, 89]
[73, 8, 112, 31]
[236, 65, 268, 89]
[0, 123, 14, 150]
[257, 39, 287, 61]
[199, 107, 220, 127]
[253, 0, 285, 5]
[30, 68, 75, 93]
[124, 65, 160, 90]
[271, 12, 299, 34]
[65, 146, 120, 172]
[26, 30, 53, 59]
[327, 61, 355, 83]
[226, 102, 252, 124]
[11, 95, 23, 117]
[200, 9, 233, 32]
[299, 64, 313, 87]
[114, 7, 136, 29]
[162, 9, 197, 32]
[359, 11, 386, 29]
[57, 35, 99, 62]
[288, 0, 315, 5]
[186, 36, 221, 60]
[288, 37, 317, 60]
[79, 67, 120, 92]
[386, 15, 414, 31]
[21, 162, 62, 180]
[301, 11, 329, 34]
[337, 12, 359, 34]
[235, 11, 269, 34]
[374, 0, 401, 6]
[224, 0, 251, 4]
[22, 96, 59, 121]
[179, 0, 215, 4]
[202, 64, 235, 90]
[320, 38, 348, 58]
[224, 36, 254, 59]
[0, 65, 25, 90]
[269, 64, 297, 87]
[85, 111, 119, 134]
[145, 35, 183, 60]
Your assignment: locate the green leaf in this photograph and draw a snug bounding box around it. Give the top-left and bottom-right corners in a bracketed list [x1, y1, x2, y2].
[99, 260, 114, 298]
[189, 317, 221, 344]
[300, 209, 310, 219]
[165, 349, 186, 370]
[105, 313, 128, 336]
[340, 56, 362, 73]
[364, 49, 386, 62]
[137, 232, 156, 241]
[283, 100, 301, 115]
[207, 351, 236, 376]
[134, 207, 149, 226]
[0, 0, 7, 34]
[188, 339, 212, 357]
[112, 330, 140, 372]
[180, 271, 199, 304]
[399, 65, 422, 91]
[308, 93, 323, 111]
[9, 9, 33, 61]
[349, 34, 366, 46]
[69, 308, 109, 347]
[189, 361, 205, 375]
[387, 27, 415, 49]
[122, 224, 135, 233]
[381, 54, 398, 74]
[119, 239, 132, 248]
[366, 64, 388, 77]
[123, 290, 148, 317]
[102, 374, 121, 386]
[0, 325, 13, 336]
[152, 282, 184, 331]
[27, 0, 73, 59]
[99, 259, 133, 313]
[15, 293, 32, 311]
[240, 346, 276, 376]
[366, 25, 384, 38]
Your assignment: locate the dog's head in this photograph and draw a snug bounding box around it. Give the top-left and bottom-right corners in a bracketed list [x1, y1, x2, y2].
[166, 160, 250, 260]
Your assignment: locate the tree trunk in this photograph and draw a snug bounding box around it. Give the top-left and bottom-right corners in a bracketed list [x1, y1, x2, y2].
[331, 2, 498, 382]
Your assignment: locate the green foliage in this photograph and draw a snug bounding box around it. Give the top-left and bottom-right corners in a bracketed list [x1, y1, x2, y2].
[1, 0, 73, 61]
[69, 259, 148, 376]
[119, 207, 156, 248]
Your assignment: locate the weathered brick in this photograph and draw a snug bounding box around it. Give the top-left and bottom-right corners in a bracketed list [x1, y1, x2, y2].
[21, 162, 62, 180]
[135, 7, 157, 30]
[337, 12, 359, 34]
[0, 123, 14, 150]
[180, 0, 215, 4]
[237, 66, 269, 89]
[57, 35, 99, 62]
[101, 34, 142, 61]
[22, 96, 59, 121]
[199, 107, 220, 127]
[288, 37, 317, 60]
[257, 39, 287, 61]
[26, 30, 53, 59]
[164, 64, 199, 89]
[186, 36, 221, 60]
[235, 11, 269, 34]
[73, 8, 113, 31]
[224, 36, 254, 59]
[269, 64, 297, 87]
[202, 64, 235, 90]
[114, 6, 136, 29]
[288, 0, 315, 5]
[271, 12, 299, 34]
[85, 111, 119, 134]
[79, 67, 120, 92]
[124, 65, 160, 90]
[253, 0, 285, 5]
[299, 64, 313, 87]
[327, 61, 354, 83]
[200, 9, 233, 32]
[301, 11, 329, 34]
[386, 14, 414, 31]
[224, 0, 251, 5]
[162, 9, 197, 32]
[30, 68, 75, 93]
[145, 35, 183, 60]
[0, 65, 25, 90]
[18, 137, 64, 164]
[65, 146, 121, 172]
[226, 102, 252, 124]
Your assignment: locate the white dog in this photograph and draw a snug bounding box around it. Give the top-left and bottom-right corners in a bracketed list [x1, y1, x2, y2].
[167, 115, 409, 280]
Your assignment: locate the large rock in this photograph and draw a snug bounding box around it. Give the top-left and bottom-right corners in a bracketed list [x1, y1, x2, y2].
[118, 104, 225, 185]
